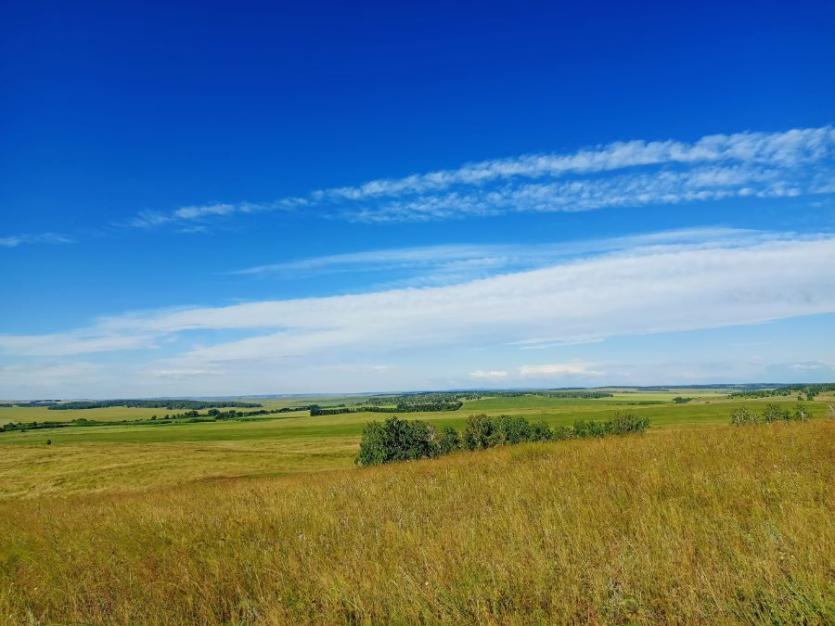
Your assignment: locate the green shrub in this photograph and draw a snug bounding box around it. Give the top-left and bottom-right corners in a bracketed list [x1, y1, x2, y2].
[355, 416, 437, 466]
[551, 425, 574, 440]
[732, 403, 812, 425]
[761, 403, 790, 423]
[358, 412, 652, 465]
[435, 426, 461, 455]
[731, 407, 759, 425]
[791, 403, 811, 421]
[573, 419, 607, 438]
[530, 421, 555, 441]
[488, 415, 533, 446]
[605, 412, 650, 435]
[462, 414, 496, 450]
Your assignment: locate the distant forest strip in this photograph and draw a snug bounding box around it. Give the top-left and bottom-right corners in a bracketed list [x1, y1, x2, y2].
[462, 390, 613, 399]
[358, 391, 613, 406]
[311, 401, 463, 416]
[728, 383, 835, 400]
[44, 400, 264, 411]
[0, 406, 314, 433]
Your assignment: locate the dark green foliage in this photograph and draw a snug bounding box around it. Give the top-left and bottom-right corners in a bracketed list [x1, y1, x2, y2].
[487, 415, 532, 446]
[312, 401, 461, 416]
[462, 414, 496, 450]
[730, 407, 759, 425]
[673, 396, 692, 404]
[731, 402, 813, 425]
[605, 412, 651, 435]
[761, 403, 790, 423]
[435, 426, 461, 455]
[359, 412, 651, 466]
[311, 407, 353, 416]
[728, 383, 835, 400]
[791, 403, 811, 421]
[551, 425, 575, 440]
[573, 419, 607, 438]
[572, 413, 650, 438]
[0, 405, 311, 434]
[355, 417, 437, 466]
[46, 399, 262, 411]
[530, 421, 556, 441]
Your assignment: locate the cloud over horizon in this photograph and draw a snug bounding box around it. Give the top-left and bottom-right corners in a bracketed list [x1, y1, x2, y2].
[2, 230, 834, 397]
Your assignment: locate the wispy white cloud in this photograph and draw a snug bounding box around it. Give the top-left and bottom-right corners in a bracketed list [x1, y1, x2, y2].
[519, 363, 603, 378]
[128, 126, 835, 227]
[468, 363, 603, 385]
[0, 362, 105, 395]
[0, 232, 74, 248]
[3, 232, 833, 363]
[320, 127, 835, 200]
[229, 227, 772, 284]
[0, 332, 157, 357]
[470, 369, 509, 381]
[3, 231, 835, 396]
[347, 164, 812, 223]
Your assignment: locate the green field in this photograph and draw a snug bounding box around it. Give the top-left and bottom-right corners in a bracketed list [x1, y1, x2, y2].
[1, 413, 832, 625]
[0, 396, 352, 426]
[1, 389, 834, 624]
[0, 389, 832, 499]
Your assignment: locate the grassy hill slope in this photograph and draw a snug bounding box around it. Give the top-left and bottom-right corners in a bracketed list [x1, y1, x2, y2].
[1, 420, 832, 625]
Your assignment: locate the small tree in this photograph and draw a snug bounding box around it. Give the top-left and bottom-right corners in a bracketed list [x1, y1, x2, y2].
[605, 412, 650, 435]
[790, 402, 810, 421]
[551, 425, 574, 440]
[435, 425, 461, 455]
[355, 416, 437, 466]
[462, 414, 496, 450]
[530, 421, 555, 441]
[730, 406, 758, 425]
[573, 419, 607, 438]
[761, 403, 789, 423]
[488, 415, 532, 446]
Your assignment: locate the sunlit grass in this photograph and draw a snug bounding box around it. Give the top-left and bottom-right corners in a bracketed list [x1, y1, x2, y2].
[1, 420, 832, 624]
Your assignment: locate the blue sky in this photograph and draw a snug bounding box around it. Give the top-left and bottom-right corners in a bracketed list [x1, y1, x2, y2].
[2, 0, 835, 398]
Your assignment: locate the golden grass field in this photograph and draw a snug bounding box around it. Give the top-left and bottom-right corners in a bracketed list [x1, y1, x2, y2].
[2, 392, 831, 500]
[1, 418, 833, 625]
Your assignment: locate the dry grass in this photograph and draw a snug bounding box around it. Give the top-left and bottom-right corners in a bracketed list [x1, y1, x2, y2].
[0, 438, 357, 499]
[1, 421, 833, 625]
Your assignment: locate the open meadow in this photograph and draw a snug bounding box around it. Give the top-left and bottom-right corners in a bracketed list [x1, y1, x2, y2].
[0, 389, 834, 624]
[1, 389, 832, 498]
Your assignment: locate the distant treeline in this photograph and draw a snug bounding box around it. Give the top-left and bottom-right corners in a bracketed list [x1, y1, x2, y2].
[0, 406, 313, 434]
[311, 401, 462, 416]
[360, 393, 464, 406]
[455, 391, 613, 400]
[356, 412, 650, 466]
[1, 400, 58, 407]
[361, 390, 613, 405]
[45, 399, 263, 411]
[728, 383, 835, 401]
[511, 390, 612, 399]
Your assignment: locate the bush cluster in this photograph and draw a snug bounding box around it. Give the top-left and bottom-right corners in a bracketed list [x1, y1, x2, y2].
[731, 402, 810, 426]
[356, 412, 650, 466]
